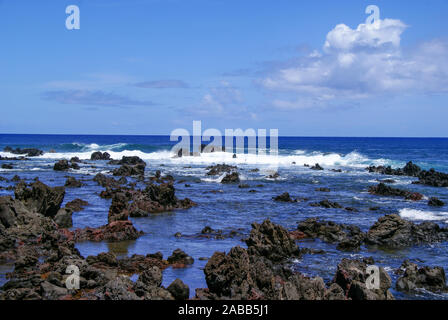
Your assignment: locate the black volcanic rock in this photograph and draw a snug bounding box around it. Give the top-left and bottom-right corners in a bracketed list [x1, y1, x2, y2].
[90, 152, 111, 161]
[4, 147, 43, 157]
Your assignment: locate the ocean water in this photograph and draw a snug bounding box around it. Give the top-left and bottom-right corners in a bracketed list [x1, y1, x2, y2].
[1, 134, 448, 300]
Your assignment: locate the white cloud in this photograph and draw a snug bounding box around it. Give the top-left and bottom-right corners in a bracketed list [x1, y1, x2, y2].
[260, 18, 448, 110]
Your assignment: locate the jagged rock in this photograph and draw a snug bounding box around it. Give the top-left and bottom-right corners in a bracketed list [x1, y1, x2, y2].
[416, 169, 448, 187]
[366, 214, 448, 248]
[367, 161, 448, 188]
[138, 266, 162, 287]
[206, 164, 237, 176]
[396, 260, 447, 293]
[202, 245, 326, 300]
[4, 147, 43, 157]
[245, 219, 300, 261]
[102, 277, 139, 300]
[332, 258, 394, 300]
[14, 181, 65, 218]
[113, 163, 145, 177]
[93, 173, 122, 188]
[71, 220, 143, 242]
[368, 183, 423, 201]
[297, 218, 366, 251]
[108, 192, 129, 223]
[1, 163, 13, 169]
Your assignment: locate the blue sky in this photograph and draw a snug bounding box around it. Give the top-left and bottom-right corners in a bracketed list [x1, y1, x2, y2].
[1, 0, 448, 136]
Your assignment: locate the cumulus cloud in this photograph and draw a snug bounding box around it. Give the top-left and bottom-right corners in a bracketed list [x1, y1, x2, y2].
[42, 90, 155, 108]
[260, 18, 448, 110]
[134, 79, 189, 89]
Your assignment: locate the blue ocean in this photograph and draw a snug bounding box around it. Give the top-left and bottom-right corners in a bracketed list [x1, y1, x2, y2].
[1, 134, 448, 300]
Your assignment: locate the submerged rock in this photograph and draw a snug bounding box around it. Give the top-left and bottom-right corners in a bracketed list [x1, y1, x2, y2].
[206, 164, 237, 176]
[310, 199, 343, 209]
[368, 183, 423, 201]
[310, 163, 324, 171]
[64, 176, 83, 188]
[167, 249, 194, 266]
[273, 192, 296, 203]
[428, 197, 445, 207]
[297, 218, 366, 252]
[65, 199, 88, 212]
[221, 172, 240, 184]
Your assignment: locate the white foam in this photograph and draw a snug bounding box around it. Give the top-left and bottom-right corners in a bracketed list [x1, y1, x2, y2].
[0, 148, 395, 171]
[399, 208, 448, 223]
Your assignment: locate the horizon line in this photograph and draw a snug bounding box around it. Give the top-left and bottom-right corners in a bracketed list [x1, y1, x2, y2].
[1, 132, 448, 139]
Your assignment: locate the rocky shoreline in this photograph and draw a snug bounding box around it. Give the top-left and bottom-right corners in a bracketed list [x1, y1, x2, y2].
[0, 152, 447, 300]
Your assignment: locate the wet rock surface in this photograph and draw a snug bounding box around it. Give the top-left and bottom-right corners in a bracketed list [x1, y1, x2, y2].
[195, 220, 394, 300]
[3, 147, 43, 157]
[297, 218, 366, 251]
[368, 161, 448, 188]
[221, 172, 240, 184]
[368, 183, 423, 201]
[366, 214, 448, 248]
[206, 164, 237, 176]
[395, 260, 447, 293]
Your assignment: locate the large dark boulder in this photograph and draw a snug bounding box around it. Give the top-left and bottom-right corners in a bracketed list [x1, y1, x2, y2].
[396, 260, 447, 293]
[273, 192, 296, 203]
[368, 183, 423, 201]
[245, 219, 300, 261]
[90, 152, 111, 161]
[332, 258, 394, 300]
[366, 214, 448, 248]
[167, 279, 189, 300]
